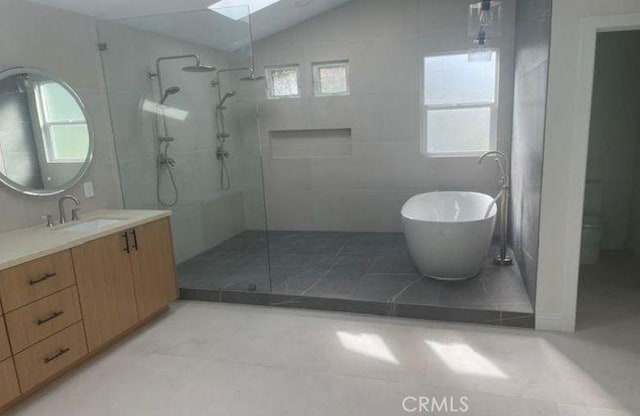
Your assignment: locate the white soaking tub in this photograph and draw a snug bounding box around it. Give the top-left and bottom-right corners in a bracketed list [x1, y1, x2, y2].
[401, 191, 497, 280]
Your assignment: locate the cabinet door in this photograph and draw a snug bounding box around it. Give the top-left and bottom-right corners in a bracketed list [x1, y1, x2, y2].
[0, 358, 20, 409]
[130, 218, 178, 320]
[72, 232, 138, 351]
[0, 318, 11, 361]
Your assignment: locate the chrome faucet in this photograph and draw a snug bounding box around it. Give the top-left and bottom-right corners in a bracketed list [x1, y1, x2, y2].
[58, 195, 80, 225]
[479, 151, 513, 266]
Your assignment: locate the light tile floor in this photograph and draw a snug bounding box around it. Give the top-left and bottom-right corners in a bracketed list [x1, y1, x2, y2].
[9, 260, 640, 416]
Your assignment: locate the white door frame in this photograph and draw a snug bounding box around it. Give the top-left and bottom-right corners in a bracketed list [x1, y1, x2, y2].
[552, 13, 640, 331]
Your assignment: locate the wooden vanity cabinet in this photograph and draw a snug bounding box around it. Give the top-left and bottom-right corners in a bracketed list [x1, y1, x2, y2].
[72, 217, 177, 351]
[0, 251, 75, 313]
[0, 358, 20, 409]
[0, 215, 176, 412]
[129, 217, 178, 321]
[72, 231, 139, 352]
[0, 312, 11, 361]
[1, 303, 21, 408]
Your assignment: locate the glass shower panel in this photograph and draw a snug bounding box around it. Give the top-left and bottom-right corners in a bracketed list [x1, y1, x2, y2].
[97, 7, 271, 294]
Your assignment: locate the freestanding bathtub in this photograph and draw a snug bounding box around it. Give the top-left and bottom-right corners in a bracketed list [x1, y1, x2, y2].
[401, 191, 497, 280]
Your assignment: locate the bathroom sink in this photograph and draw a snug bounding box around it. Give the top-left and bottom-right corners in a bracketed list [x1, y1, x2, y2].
[61, 218, 125, 233]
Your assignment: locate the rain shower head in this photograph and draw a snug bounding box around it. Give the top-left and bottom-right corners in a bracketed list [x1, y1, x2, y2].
[183, 55, 216, 73]
[160, 86, 180, 104]
[183, 64, 216, 73]
[240, 73, 265, 81]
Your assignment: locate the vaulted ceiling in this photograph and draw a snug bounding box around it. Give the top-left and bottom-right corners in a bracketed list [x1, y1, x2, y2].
[25, 0, 353, 42]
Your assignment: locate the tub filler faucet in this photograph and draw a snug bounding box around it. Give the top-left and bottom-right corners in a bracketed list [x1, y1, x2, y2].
[479, 151, 513, 266]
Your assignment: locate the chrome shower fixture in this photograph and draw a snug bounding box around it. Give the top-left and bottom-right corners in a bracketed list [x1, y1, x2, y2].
[150, 54, 216, 208]
[478, 150, 513, 266]
[240, 71, 266, 81]
[148, 54, 217, 79]
[182, 62, 216, 73]
[217, 90, 236, 109]
[159, 86, 180, 104]
[216, 67, 265, 83]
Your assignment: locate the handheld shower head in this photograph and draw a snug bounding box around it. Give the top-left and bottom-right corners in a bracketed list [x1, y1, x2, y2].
[217, 90, 237, 108]
[160, 86, 180, 104]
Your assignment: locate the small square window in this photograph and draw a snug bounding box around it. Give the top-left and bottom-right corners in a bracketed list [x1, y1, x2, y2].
[313, 61, 349, 97]
[266, 65, 300, 99]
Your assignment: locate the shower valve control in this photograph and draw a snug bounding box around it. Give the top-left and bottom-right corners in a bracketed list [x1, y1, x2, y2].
[159, 154, 176, 167]
[216, 147, 230, 160]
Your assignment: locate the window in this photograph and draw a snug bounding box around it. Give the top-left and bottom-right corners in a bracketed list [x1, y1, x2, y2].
[422, 50, 498, 156]
[35, 82, 90, 163]
[313, 61, 349, 96]
[208, 0, 282, 21]
[266, 65, 300, 99]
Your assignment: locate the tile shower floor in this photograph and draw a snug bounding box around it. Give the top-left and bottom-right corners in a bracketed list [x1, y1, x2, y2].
[178, 231, 533, 327]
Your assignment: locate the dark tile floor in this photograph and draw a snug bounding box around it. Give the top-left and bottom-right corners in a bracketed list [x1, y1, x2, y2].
[577, 250, 640, 330]
[178, 231, 534, 327]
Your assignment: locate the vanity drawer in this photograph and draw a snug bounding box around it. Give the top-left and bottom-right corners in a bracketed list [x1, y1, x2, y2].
[0, 319, 10, 361]
[5, 287, 82, 353]
[14, 321, 87, 393]
[0, 358, 20, 409]
[0, 250, 76, 312]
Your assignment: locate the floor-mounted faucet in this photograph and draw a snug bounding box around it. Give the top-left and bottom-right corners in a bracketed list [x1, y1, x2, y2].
[479, 151, 513, 266]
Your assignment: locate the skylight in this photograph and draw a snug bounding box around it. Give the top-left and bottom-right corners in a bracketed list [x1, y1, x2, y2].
[208, 0, 282, 20]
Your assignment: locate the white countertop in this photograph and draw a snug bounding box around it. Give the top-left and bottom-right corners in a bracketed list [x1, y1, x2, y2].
[0, 209, 171, 271]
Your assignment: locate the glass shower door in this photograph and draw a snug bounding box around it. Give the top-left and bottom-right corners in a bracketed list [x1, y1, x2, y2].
[96, 7, 271, 295]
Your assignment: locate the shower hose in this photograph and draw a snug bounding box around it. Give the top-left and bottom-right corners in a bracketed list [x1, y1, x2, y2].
[157, 142, 179, 207]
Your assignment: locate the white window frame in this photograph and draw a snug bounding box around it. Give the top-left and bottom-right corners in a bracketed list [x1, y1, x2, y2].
[312, 60, 350, 97]
[421, 49, 500, 157]
[34, 81, 88, 164]
[265, 64, 301, 99]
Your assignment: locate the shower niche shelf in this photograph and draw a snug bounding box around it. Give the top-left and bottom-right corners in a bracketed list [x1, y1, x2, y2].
[269, 128, 352, 159]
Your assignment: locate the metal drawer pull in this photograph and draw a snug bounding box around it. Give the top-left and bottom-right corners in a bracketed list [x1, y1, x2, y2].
[36, 311, 64, 326]
[29, 272, 57, 286]
[44, 347, 70, 364]
[131, 229, 139, 251]
[122, 231, 130, 253]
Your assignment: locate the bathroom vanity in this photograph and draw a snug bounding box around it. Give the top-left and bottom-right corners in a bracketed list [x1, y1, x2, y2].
[0, 210, 177, 411]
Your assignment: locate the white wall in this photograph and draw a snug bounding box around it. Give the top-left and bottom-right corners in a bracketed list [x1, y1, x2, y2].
[0, 0, 123, 234]
[586, 31, 640, 251]
[254, 0, 516, 232]
[537, 1, 640, 331]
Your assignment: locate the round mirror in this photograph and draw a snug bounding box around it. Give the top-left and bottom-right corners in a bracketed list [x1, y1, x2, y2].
[0, 67, 94, 196]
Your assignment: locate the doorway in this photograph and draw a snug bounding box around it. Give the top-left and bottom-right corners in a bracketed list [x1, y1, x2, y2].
[577, 30, 640, 329]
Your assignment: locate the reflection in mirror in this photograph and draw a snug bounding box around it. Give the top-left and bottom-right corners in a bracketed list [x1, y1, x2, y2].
[0, 67, 93, 196]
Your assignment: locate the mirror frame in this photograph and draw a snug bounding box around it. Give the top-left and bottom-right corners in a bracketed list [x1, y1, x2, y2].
[0, 66, 95, 197]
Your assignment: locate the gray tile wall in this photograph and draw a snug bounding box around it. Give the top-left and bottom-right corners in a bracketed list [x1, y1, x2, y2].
[510, 0, 552, 305]
[254, 0, 517, 232]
